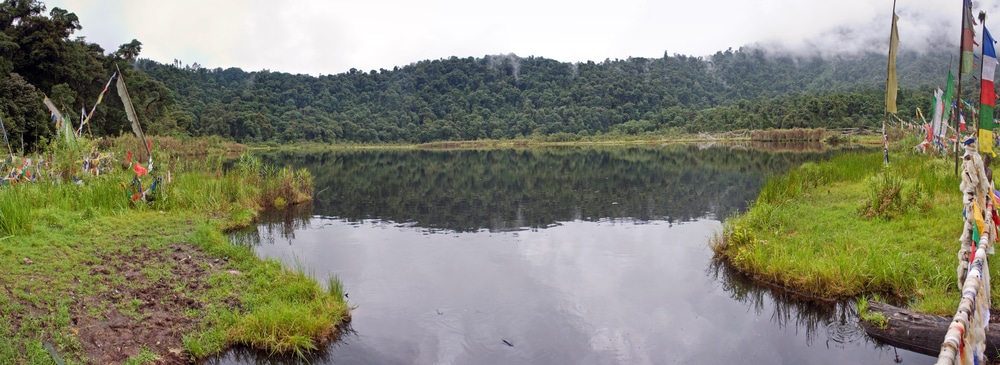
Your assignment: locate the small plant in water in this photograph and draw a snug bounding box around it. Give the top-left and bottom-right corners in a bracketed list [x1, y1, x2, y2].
[856, 296, 889, 330]
[328, 275, 345, 300]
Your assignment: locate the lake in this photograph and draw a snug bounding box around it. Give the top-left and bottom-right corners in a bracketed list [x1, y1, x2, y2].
[211, 143, 934, 364]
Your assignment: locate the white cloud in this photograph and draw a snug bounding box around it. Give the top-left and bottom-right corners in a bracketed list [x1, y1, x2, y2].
[43, 0, 1000, 76]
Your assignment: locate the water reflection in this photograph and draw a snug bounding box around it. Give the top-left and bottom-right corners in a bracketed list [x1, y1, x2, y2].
[707, 258, 918, 363]
[709, 259, 856, 347]
[231, 204, 313, 246]
[253, 145, 840, 232]
[212, 145, 932, 365]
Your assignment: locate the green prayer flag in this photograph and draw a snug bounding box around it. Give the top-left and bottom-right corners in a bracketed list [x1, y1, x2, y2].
[943, 71, 955, 121]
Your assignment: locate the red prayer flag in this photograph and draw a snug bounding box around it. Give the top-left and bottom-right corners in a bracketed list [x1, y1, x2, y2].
[134, 162, 147, 176]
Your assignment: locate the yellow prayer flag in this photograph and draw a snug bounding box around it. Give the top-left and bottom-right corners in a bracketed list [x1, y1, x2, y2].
[981, 129, 997, 157]
[974, 202, 987, 238]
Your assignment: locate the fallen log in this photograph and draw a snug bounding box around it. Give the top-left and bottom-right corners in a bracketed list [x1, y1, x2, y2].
[861, 300, 1000, 359]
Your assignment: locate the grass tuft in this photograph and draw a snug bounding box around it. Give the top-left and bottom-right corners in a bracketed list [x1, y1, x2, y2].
[327, 275, 345, 299]
[856, 296, 888, 330]
[858, 169, 905, 220]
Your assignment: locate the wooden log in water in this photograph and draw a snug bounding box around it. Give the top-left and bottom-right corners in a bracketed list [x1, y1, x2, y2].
[861, 301, 1000, 359]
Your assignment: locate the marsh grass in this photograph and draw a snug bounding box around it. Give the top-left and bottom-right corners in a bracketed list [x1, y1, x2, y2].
[750, 128, 826, 142]
[327, 275, 345, 300]
[0, 143, 340, 363]
[0, 184, 31, 236]
[225, 153, 314, 211]
[859, 169, 905, 220]
[97, 134, 247, 163]
[714, 151, 982, 314]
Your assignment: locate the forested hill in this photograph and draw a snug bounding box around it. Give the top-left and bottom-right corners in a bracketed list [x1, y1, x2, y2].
[0, 0, 968, 147]
[135, 49, 952, 143]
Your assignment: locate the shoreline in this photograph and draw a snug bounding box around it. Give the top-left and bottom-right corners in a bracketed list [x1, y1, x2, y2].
[0, 133, 888, 363]
[711, 138, 1000, 350]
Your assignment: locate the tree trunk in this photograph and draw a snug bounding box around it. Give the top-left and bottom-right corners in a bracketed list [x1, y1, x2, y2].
[861, 300, 1000, 359]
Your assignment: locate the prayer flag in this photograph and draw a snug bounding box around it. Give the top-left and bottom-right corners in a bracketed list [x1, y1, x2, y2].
[886, 12, 900, 114]
[931, 88, 945, 138]
[944, 70, 956, 120]
[962, 0, 978, 74]
[134, 162, 147, 177]
[981, 26, 998, 156]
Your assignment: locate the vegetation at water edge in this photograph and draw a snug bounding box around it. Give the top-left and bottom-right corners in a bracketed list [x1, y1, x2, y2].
[712, 139, 997, 315]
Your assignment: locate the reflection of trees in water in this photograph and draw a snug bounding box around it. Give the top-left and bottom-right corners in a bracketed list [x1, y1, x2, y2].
[230, 203, 313, 246]
[252, 144, 835, 232]
[707, 259, 874, 350]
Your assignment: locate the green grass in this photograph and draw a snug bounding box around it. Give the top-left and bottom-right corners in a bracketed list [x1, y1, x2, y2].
[856, 296, 888, 329]
[123, 347, 159, 365]
[178, 226, 350, 360]
[0, 145, 349, 363]
[714, 148, 987, 315]
[0, 184, 32, 236]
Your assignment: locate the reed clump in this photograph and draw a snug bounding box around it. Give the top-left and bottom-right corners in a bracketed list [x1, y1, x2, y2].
[230, 152, 314, 210]
[858, 169, 907, 220]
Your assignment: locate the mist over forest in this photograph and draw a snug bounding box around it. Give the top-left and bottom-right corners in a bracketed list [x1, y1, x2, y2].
[0, 0, 983, 147]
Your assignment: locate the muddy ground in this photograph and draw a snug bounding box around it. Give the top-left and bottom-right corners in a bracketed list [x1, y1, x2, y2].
[72, 243, 238, 364]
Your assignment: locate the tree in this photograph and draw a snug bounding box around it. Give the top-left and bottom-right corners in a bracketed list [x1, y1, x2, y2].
[115, 39, 142, 61]
[0, 73, 48, 150]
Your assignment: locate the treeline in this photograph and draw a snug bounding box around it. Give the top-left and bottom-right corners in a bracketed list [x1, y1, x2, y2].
[137, 50, 947, 144]
[0, 0, 976, 148]
[0, 1, 180, 151]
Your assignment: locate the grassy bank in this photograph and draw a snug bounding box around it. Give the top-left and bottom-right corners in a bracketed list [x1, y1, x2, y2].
[712, 140, 998, 314]
[0, 147, 348, 363]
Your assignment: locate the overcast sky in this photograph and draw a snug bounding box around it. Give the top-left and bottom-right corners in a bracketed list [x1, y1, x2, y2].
[44, 0, 1000, 76]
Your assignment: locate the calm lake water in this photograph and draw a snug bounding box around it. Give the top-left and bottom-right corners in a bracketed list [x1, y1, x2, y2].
[211, 143, 934, 365]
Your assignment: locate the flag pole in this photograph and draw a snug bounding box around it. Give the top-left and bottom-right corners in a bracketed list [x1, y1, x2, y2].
[0, 112, 11, 159]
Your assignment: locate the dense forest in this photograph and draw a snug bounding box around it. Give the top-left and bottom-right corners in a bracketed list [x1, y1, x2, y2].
[0, 0, 983, 148]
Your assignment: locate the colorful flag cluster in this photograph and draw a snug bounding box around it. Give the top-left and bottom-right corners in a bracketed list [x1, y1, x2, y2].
[981, 27, 998, 156]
